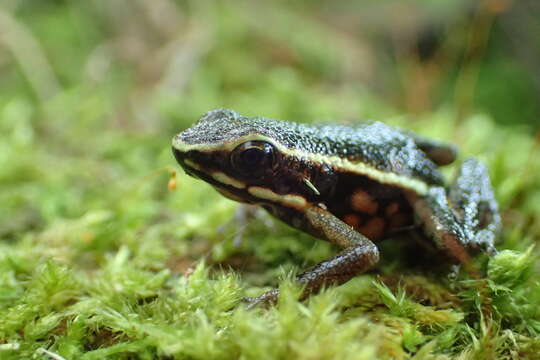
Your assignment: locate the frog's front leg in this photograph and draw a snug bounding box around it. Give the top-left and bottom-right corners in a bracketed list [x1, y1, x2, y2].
[245, 206, 380, 308]
[409, 158, 500, 264]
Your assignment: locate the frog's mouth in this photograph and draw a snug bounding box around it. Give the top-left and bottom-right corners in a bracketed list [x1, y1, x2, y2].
[172, 146, 260, 204]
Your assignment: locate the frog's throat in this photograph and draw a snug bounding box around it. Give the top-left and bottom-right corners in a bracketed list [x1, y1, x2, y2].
[173, 134, 429, 195]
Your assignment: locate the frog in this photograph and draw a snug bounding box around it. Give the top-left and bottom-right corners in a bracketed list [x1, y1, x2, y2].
[172, 109, 501, 306]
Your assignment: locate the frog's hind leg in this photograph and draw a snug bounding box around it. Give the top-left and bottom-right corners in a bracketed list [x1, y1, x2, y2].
[409, 158, 500, 264]
[448, 158, 501, 255]
[409, 186, 471, 264]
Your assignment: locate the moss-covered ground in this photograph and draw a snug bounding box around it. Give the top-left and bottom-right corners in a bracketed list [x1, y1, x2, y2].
[1, 1, 540, 359]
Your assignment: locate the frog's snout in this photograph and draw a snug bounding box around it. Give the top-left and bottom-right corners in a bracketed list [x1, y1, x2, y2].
[172, 146, 184, 166]
[172, 146, 200, 179]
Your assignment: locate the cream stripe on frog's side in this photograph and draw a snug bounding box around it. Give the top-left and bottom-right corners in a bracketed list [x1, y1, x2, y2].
[183, 158, 202, 171]
[173, 135, 429, 195]
[248, 186, 307, 209]
[212, 171, 246, 189]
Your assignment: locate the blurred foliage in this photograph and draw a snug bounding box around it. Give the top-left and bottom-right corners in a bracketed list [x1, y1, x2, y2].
[1, 0, 540, 359]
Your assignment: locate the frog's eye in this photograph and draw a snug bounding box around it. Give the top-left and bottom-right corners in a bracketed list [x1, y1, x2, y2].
[231, 141, 275, 177]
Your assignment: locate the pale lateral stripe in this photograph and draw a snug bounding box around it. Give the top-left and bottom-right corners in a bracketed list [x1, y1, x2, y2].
[216, 187, 248, 202]
[183, 158, 202, 171]
[212, 171, 245, 189]
[183, 158, 245, 189]
[173, 134, 428, 195]
[248, 186, 307, 209]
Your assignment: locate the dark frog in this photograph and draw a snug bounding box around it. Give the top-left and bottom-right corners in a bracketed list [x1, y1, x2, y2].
[172, 109, 501, 306]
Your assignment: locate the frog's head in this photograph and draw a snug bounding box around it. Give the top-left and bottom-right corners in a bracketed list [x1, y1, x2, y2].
[172, 109, 331, 208]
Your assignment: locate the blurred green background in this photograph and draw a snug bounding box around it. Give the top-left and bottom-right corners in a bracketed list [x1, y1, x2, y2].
[2, 0, 540, 133]
[1, 1, 540, 359]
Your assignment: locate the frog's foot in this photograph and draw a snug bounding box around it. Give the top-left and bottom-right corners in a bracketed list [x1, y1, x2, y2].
[447, 264, 461, 281]
[473, 229, 498, 256]
[232, 205, 257, 247]
[242, 245, 377, 309]
[242, 289, 280, 309]
[409, 158, 501, 264]
[216, 205, 260, 247]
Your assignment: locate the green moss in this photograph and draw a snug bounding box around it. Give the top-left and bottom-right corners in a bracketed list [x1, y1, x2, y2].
[1, 1, 539, 359]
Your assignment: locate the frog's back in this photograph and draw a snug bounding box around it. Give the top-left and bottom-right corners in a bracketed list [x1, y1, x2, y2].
[181, 109, 446, 189]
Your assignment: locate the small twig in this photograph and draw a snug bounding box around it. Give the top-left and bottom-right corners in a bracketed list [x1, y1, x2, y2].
[35, 348, 68, 360]
[0, 343, 20, 351]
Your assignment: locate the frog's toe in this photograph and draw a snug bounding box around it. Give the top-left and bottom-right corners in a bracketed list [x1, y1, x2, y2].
[447, 264, 461, 281]
[473, 229, 497, 256]
[242, 289, 280, 309]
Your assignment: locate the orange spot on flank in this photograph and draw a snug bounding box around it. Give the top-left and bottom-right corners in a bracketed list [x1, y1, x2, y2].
[389, 213, 410, 229]
[385, 202, 400, 216]
[343, 214, 361, 229]
[359, 217, 385, 239]
[351, 190, 379, 215]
